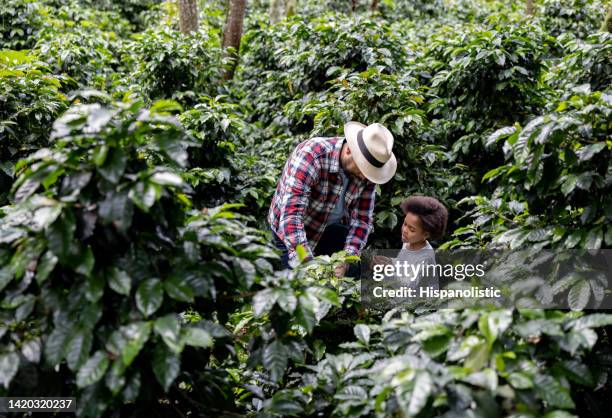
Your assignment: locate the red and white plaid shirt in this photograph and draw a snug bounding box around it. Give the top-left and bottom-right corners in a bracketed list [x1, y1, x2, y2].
[268, 136, 376, 264]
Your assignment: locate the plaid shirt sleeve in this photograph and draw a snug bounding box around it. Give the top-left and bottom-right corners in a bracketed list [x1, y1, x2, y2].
[277, 148, 321, 264]
[344, 182, 376, 256]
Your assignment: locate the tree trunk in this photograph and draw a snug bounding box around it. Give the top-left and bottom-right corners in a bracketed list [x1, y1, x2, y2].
[350, 0, 357, 12]
[525, 0, 534, 16]
[370, 0, 379, 11]
[179, 0, 198, 34]
[222, 0, 247, 80]
[269, 0, 283, 24]
[602, 6, 612, 32]
[286, 0, 296, 17]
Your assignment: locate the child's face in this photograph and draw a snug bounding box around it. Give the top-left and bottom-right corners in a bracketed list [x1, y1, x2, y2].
[401, 212, 429, 244]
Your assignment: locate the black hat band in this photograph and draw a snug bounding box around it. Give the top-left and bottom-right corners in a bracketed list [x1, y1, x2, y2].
[357, 129, 385, 168]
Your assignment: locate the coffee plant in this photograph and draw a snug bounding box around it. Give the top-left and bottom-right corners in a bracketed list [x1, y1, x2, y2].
[546, 32, 612, 94]
[122, 27, 223, 103]
[0, 0, 48, 49]
[539, 0, 609, 39]
[34, 27, 120, 87]
[261, 309, 612, 417]
[1, 1, 611, 417]
[0, 52, 73, 204]
[238, 13, 410, 131]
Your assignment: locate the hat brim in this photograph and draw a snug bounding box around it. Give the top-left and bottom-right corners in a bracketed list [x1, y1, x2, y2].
[344, 122, 397, 185]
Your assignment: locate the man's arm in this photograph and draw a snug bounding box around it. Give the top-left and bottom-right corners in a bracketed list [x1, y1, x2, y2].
[344, 182, 376, 256]
[277, 149, 320, 265]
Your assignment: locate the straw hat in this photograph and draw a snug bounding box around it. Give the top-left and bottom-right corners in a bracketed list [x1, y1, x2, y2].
[344, 121, 397, 184]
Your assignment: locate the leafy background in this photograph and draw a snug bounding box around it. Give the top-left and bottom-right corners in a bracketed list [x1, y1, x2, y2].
[1, 0, 611, 416]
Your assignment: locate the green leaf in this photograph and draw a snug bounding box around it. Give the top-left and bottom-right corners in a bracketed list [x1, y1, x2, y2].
[121, 322, 152, 366]
[570, 314, 612, 330]
[86, 107, 113, 133]
[575, 172, 593, 190]
[36, 251, 57, 284]
[310, 286, 340, 306]
[479, 311, 512, 345]
[407, 371, 433, 416]
[266, 392, 304, 415]
[108, 268, 131, 295]
[150, 99, 183, 114]
[264, 340, 288, 383]
[335, 384, 368, 401]
[448, 335, 483, 362]
[76, 350, 110, 388]
[565, 231, 583, 248]
[46, 210, 76, 261]
[136, 279, 164, 317]
[541, 411, 577, 418]
[98, 191, 133, 233]
[568, 280, 590, 310]
[295, 244, 308, 261]
[462, 368, 498, 391]
[66, 330, 93, 371]
[85, 271, 104, 303]
[584, 228, 602, 249]
[577, 143, 605, 162]
[495, 52, 506, 66]
[252, 288, 278, 318]
[154, 314, 182, 354]
[150, 171, 183, 187]
[296, 296, 316, 333]
[561, 175, 577, 196]
[482, 166, 504, 182]
[354, 324, 370, 345]
[0, 352, 20, 388]
[0, 225, 25, 244]
[485, 126, 516, 148]
[129, 181, 160, 212]
[0, 266, 13, 292]
[515, 319, 563, 338]
[181, 327, 213, 348]
[93, 144, 109, 166]
[32, 202, 62, 229]
[534, 374, 575, 409]
[153, 344, 180, 392]
[123, 371, 141, 402]
[163, 275, 194, 302]
[557, 359, 594, 387]
[45, 326, 70, 366]
[21, 338, 41, 363]
[98, 148, 127, 184]
[465, 341, 490, 371]
[105, 360, 126, 395]
[275, 288, 297, 313]
[423, 334, 452, 357]
[14, 178, 40, 203]
[508, 372, 533, 389]
[562, 328, 598, 355]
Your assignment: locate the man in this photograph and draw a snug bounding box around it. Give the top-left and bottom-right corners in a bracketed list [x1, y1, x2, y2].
[268, 121, 397, 276]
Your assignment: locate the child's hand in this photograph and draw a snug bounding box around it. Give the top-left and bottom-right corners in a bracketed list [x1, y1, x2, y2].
[334, 262, 348, 278]
[372, 255, 393, 266]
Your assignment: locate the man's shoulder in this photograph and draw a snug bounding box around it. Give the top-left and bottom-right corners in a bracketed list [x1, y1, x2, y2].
[296, 136, 342, 157]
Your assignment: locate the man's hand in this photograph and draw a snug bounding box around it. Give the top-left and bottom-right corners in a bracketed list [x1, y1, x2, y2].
[334, 262, 349, 278]
[372, 255, 393, 267]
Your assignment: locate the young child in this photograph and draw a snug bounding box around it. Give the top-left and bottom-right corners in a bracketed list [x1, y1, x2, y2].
[373, 196, 448, 305]
[399, 195, 448, 252]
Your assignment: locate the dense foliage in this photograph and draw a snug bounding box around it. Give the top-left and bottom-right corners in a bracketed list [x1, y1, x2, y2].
[1, 0, 611, 416]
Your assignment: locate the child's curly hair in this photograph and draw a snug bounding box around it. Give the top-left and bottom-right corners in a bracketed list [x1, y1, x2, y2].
[400, 196, 448, 240]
